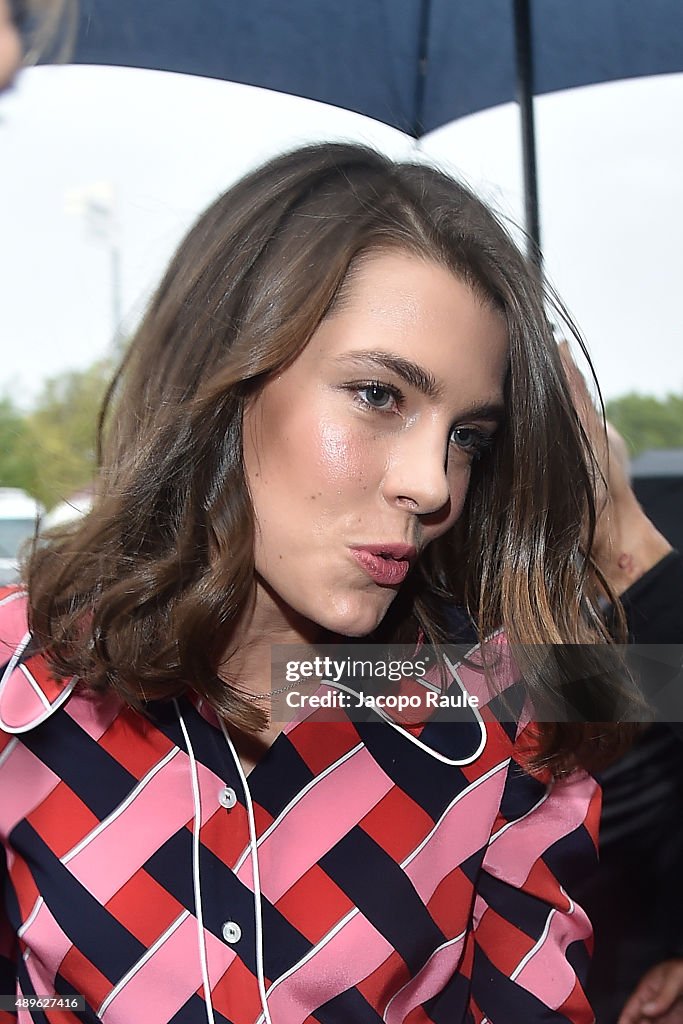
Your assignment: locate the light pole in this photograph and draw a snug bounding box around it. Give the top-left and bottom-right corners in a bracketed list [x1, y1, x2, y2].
[65, 181, 122, 341]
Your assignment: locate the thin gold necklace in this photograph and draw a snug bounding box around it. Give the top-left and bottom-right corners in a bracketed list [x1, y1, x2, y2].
[241, 679, 310, 700]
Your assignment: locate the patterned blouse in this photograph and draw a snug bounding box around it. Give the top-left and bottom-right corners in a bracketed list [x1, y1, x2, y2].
[0, 587, 599, 1023]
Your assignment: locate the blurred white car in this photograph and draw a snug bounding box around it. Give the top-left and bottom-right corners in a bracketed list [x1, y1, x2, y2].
[0, 487, 44, 585]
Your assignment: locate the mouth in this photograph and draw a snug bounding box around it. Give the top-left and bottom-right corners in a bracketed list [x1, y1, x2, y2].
[350, 544, 417, 586]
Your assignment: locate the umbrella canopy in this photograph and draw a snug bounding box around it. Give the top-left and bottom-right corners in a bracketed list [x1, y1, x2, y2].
[73, 0, 683, 137]
[70, 0, 683, 257]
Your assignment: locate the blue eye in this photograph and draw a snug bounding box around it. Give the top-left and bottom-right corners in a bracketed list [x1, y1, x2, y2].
[357, 384, 400, 410]
[450, 426, 495, 459]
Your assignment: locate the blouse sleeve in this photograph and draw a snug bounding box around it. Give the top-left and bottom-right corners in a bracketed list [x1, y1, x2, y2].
[468, 726, 600, 1024]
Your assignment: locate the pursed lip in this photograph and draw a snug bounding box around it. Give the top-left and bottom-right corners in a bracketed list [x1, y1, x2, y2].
[349, 543, 418, 586]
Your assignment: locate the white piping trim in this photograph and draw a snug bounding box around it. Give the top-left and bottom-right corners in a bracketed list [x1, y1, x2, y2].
[220, 719, 273, 1024]
[510, 908, 556, 981]
[241, 672, 495, 1013]
[0, 625, 78, 733]
[232, 742, 364, 875]
[249, 761, 509, 1005]
[400, 759, 510, 870]
[321, 678, 486, 767]
[0, 735, 17, 769]
[17, 896, 44, 939]
[18, 663, 51, 710]
[0, 629, 31, 689]
[444, 652, 487, 752]
[382, 928, 467, 1022]
[97, 909, 189, 1017]
[560, 885, 576, 914]
[256, 905, 360, 1011]
[224, 639, 509, 1016]
[61, 745, 180, 864]
[410, 674, 441, 693]
[176, 701, 215, 1024]
[0, 674, 78, 733]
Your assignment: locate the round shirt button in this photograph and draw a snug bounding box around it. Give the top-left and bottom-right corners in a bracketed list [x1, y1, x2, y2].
[218, 786, 237, 810]
[222, 920, 242, 944]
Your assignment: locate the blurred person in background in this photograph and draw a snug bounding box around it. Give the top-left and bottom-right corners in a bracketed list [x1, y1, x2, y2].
[0, 0, 76, 92]
[562, 348, 683, 1024]
[0, 0, 21, 89]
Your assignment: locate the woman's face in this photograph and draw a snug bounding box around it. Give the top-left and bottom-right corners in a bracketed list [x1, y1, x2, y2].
[242, 249, 509, 640]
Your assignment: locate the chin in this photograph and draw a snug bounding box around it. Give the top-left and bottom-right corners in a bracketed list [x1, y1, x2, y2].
[322, 593, 397, 638]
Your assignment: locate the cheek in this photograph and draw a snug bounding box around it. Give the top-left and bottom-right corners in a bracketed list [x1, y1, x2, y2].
[449, 467, 473, 521]
[247, 397, 376, 505]
[316, 419, 371, 488]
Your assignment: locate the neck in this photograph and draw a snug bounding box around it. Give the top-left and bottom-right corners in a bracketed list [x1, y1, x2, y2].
[216, 580, 324, 774]
[218, 576, 322, 700]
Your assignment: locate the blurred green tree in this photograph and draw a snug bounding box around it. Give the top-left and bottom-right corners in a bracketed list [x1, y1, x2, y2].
[606, 393, 683, 456]
[0, 397, 37, 493]
[1, 359, 114, 508]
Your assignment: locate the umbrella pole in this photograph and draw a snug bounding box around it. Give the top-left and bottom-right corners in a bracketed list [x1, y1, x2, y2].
[513, 0, 542, 265]
[412, 0, 433, 137]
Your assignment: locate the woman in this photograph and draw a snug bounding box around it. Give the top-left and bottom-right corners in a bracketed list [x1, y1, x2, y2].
[0, 143, 632, 1024]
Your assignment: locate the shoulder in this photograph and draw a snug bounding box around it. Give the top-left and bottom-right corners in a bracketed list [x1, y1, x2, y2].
[445, 627, 531, 730]
[0, 586, 78, 734]
[444, 629, 570, 785]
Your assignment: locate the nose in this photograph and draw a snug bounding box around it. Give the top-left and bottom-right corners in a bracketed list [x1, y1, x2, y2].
[382, 422, 456, 517]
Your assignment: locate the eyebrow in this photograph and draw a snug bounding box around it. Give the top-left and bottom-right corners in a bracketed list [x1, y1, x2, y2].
[333, 350, 506, 423]
[333, 350, 442, 399]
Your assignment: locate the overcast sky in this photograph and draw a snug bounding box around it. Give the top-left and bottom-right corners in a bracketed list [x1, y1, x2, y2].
[1, 64, 681, 406]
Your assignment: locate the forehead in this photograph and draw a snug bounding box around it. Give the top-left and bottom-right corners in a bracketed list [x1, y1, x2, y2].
[310, 249, 509, 390]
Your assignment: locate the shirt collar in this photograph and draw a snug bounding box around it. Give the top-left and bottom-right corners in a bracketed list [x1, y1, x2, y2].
[1, 586, 518, 762]
[0, 589, 78, 734]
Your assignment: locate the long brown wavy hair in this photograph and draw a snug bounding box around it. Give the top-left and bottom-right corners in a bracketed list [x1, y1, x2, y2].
[26, 142, 637, 775]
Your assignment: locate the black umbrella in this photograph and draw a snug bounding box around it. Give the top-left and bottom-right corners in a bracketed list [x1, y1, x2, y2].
[71, 0, 683, 257]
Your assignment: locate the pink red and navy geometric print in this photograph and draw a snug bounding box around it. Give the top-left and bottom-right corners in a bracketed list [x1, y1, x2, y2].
[0, 587, 599, 1023]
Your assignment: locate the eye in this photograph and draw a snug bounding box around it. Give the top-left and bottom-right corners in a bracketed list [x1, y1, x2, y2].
[449, 426, 495, 460]
[355, 382, 402, 412]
